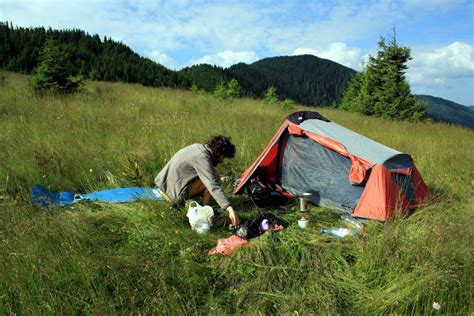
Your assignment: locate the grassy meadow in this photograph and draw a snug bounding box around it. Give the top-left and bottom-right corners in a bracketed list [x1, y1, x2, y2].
[0, 72, 473, 314]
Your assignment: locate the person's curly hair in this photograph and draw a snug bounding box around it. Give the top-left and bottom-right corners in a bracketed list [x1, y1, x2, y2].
[205, 135, 236, 160]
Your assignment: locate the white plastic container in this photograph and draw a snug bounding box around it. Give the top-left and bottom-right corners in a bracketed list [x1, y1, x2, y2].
[298, 218, 309, 229]
[186, 201, 214, 234]
[195, 222, 211, 234]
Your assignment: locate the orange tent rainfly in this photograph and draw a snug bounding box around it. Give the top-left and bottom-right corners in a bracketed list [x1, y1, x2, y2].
[234, 111, 430, 221]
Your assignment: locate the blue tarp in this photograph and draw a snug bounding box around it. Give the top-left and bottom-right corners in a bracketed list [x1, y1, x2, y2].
[32, 184, 166, 208]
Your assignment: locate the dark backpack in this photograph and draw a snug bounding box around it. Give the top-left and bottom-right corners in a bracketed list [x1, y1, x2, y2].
[246, 177, 287, 208]
[234, 212, 288, 240]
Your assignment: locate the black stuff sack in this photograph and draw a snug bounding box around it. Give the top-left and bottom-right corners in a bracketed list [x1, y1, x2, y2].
[246, 177, 287, 208]
[234, 213, 287, 240]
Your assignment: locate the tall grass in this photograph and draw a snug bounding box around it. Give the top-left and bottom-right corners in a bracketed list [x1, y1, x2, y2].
[0, 73, 472, 314]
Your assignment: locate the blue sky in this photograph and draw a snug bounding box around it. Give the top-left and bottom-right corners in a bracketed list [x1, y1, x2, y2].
[1, 0, 473, 105]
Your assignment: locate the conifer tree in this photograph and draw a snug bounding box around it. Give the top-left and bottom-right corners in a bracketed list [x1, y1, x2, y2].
[341, 72, 364, 111]
[226, 79, 241, 98]
[341, 29, 426, 120]
[264, 86, 279, 104]
[213, 80, 228, 99]
[31, 38, 83, 93]
[213, 79, 241, 99]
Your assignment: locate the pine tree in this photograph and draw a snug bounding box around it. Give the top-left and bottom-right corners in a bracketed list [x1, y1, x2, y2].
[281, 98, 295, 110]
[264, 85, 279, 104]
[191, 83, 200, 93]
[226, 79, 241, 98]
[213, 80, 228, 99]
[340, 72, 363, 111]
[31, 38, 83, 93]
[213, 79, 241, 99]
[341, 29, 426, 121]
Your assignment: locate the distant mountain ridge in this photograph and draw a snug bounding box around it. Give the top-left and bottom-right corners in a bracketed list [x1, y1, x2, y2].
[415, 95, 474, 129]
[179, 55, 356, 106]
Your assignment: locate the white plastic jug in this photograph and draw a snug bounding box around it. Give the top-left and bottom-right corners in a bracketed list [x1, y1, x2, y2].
[186, 201, 214, 234]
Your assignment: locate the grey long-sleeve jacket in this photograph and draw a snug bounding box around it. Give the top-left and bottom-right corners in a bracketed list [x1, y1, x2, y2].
[154, 143, 231, 208]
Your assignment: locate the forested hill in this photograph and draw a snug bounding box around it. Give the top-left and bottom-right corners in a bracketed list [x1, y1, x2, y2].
[0, 22, 183, 87]
[1, 22, 355, 106]
[178, 64, 233, 92]
[2, 22, 472, 128]
[180, 55, 357, 106]
[415, 95, 474, 129]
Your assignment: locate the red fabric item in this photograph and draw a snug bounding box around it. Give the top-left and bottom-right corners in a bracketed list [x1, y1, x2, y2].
[349, 157, 368, 185]
[353, 164, 401, 221]
[354, 165, 431, 220]
[411, 165, 431, 206]
[273, 224, 284, 231]
[234, 121, 289, 193]
[208, 235, 249, 256]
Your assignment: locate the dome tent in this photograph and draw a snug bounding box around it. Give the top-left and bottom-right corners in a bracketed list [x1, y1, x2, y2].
[234, 111, 430, 221]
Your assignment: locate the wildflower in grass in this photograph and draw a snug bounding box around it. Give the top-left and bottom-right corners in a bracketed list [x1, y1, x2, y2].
[432, 302, 441, 310]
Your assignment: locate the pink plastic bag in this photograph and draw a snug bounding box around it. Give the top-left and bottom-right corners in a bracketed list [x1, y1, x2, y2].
[208, 235, 249, 256]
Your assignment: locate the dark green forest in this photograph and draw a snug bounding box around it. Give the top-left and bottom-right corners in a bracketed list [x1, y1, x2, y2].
[0, 22, 182, 87]
[415, 95, 474, 129]
[235, 56, 356, 105]
[1, 22, 354, 106]
[178, 64, 232, 92]
[180, 56, 356, 106]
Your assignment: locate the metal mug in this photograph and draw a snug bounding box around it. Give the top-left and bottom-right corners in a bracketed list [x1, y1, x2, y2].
[299, 192, 312, 212]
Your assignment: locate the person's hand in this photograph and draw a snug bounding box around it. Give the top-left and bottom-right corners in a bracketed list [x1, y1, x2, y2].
[226, 206, 239, 227]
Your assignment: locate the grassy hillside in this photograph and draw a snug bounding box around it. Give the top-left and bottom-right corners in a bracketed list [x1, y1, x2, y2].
[0, 73, 472, 314]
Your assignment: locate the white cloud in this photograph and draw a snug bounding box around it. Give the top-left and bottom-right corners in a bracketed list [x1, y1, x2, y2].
[191, 50, 259, 68]
[265, 1, 402, 55]
[407, 42, 474, 105]
[408, 42, 474, 86]
[145, 50, 178, 70]
[292, 43, 363, 70]
[115, 2, 270, 54]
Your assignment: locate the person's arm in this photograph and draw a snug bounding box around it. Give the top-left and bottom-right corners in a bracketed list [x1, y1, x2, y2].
[192, 151, 239, 225]
[192, 155, 231, 209]
[226, 205, 239, 227]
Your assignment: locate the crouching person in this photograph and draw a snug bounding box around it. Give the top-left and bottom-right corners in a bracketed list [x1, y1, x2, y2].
[154, 135, 239, 227]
